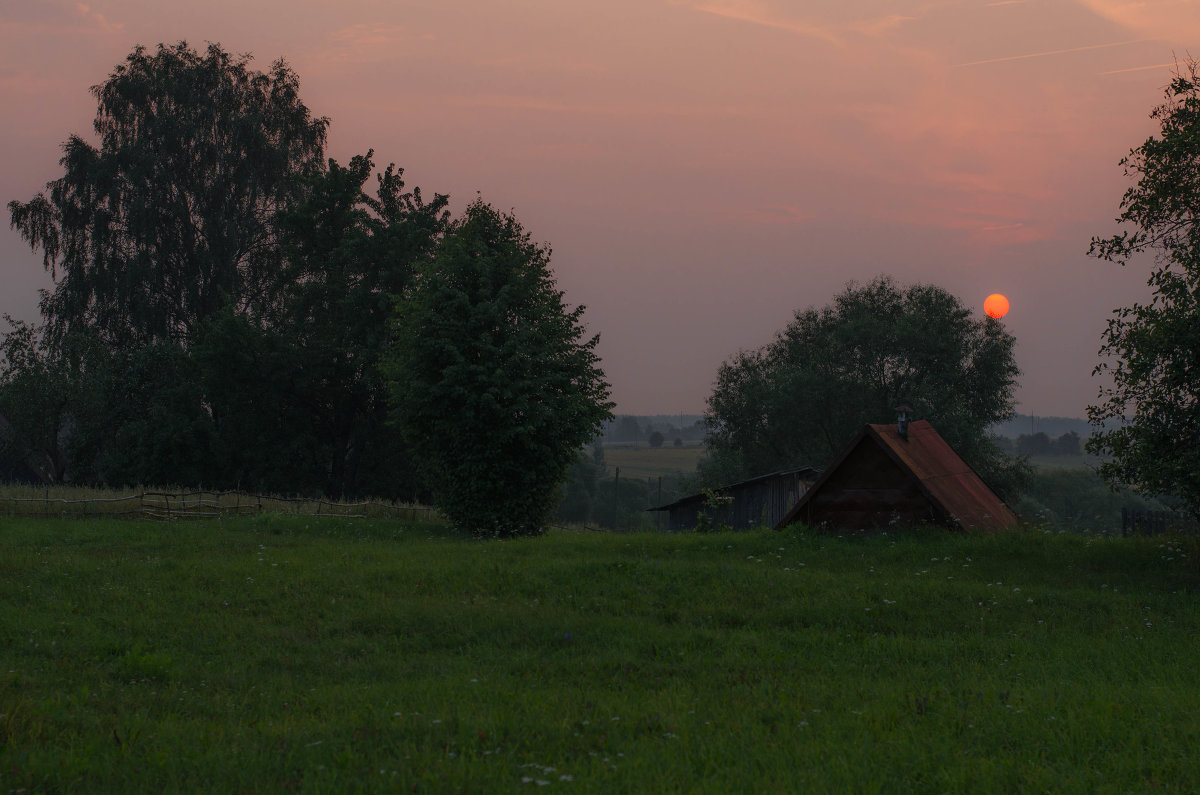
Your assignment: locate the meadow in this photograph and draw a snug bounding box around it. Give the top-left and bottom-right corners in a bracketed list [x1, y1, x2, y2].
[2, 515, 1199, 792]
[601, 444, 707, 481]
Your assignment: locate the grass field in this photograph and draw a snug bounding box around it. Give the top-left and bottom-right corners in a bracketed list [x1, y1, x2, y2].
[601, 444, 707, 481]
[3, 516, 1200, 792]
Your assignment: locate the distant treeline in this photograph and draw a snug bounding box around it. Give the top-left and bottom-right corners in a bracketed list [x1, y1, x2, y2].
[993, 431, 1084, 457]
[599, 415, 707, 445]
[988, 414, 1096, 439]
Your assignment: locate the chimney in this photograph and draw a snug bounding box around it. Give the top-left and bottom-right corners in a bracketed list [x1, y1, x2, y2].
[895, 405, 913, 440]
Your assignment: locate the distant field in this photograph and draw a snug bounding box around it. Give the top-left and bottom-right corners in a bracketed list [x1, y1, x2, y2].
[599, 445, 1104, 482]
[3, 517, 1199, 791]
[1024, 453, 1106, 470]
[602, 443, 707, 480]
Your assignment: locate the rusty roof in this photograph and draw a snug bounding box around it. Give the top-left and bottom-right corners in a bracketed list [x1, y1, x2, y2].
[775, 419, 1017, 532]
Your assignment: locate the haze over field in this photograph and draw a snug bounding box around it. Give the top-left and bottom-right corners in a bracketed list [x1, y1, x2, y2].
[2, 0, 1195, 416]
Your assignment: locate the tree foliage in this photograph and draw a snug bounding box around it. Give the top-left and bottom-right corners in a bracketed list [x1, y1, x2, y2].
[702, 276, 1024, 494]
[0, 317, 77, 483]
[5, 43, 440, 497]
[9, 41, 328, 347]
[386, 200, 613, 536]
[5, 40, 608, 512]
[1087, 61, 1200, 514]
[203, 151, 448, 497]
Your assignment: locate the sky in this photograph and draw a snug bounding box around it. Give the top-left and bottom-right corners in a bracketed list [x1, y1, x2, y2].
[1, 0, 1196, 418]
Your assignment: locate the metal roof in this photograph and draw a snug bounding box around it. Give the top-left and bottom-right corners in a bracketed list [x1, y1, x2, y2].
[775, 420, 1017, 532]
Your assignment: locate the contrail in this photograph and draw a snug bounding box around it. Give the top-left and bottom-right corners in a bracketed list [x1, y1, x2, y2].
[956, 39, 1145, 67]
[1101, 61, 1179, 75]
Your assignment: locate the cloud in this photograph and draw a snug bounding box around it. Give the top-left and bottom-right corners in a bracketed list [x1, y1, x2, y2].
[1075, 0, 1200, 44]
[448, 93, 758, 119]
[677, 0, 844, 45]
[0, 1, 123, 35]
[74, 3, 123, 33]
[476, 53, 609, 76]
[321, 23, 432, 64]
[848, 14, 917, 37]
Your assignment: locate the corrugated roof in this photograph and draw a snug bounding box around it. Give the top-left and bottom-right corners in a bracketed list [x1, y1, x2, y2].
[775, 420, 1017, 532]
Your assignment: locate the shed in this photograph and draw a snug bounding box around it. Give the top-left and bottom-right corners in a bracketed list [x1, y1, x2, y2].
[773, 419, 1017, 533]
[650, 467, 819, 532]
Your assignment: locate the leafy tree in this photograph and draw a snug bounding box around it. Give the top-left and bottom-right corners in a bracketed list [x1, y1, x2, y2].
[6, 41, 329, 488]
[178, 153, 446, 498]
[1087, 61, 1200, 515]
[592, 474, 650, 530]
[591, 439, 606, 468]
[0, 318, 75, 482]
[1016, 432, 1052, 457]
[557, 452, 600, 524]
[1055, 431, 1082, 457]
[9, 41, 328, 347]
[648, 430, 665, 448]
[75, 342, 217, 486]
[5, 43, 444, 497]
[990, 435, 1015, 455]
[613, 416, 642, 443]
[702, 276, 1025, 494]
[386, 200, 613, 536]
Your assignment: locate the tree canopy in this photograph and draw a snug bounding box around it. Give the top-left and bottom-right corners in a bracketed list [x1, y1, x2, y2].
[1087, 60, 1200, 515]
[5, 43, 443, 498]
[386, 200, 613, 536]
[10, 42, 328, 347]
[702, 276, 1023, 494]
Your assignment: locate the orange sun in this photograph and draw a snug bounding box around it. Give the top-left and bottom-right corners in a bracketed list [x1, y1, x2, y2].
[984, 293, 1010, 319]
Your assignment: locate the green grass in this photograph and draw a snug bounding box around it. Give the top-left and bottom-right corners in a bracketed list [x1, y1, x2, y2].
[3, 517, 1200, 792]
[602, 444, 706, 480]
[0, 483, 434, 521]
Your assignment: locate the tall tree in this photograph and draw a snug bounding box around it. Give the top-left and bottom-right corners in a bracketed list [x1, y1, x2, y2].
[0, 318, 75, 483]
[9, 41, 327, 347]
[1087, 61, 1200, 515]
[702, 276, 1024, 494]
[227, 151, 447, 498]
[386, 200, 613, 536]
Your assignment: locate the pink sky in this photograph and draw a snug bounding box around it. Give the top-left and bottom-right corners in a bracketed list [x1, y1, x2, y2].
[2, 0, 1196, 417]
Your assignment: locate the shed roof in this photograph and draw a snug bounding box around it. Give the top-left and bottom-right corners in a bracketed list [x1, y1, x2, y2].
[774, 420, 1017, 532]
[648, 467, 819, 512]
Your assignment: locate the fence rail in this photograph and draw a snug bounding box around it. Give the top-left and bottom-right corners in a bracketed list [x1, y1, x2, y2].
[0, 489, 435, 522]
[1121, 508, 1200, 536]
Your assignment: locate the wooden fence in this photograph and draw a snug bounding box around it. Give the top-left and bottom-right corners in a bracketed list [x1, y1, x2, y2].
[0, 489, 436, 522]
[1121, 508, 1199, 537]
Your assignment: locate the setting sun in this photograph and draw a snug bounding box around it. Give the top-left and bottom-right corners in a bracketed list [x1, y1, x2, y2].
[984, 293, 1010, 319]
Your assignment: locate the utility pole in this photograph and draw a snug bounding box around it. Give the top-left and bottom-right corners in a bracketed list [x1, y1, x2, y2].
[613, 467, 619, 531]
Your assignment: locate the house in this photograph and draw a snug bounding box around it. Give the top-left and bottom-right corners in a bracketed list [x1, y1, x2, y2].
[649, 467, 819, 532]
[774, 418, 1017, 533]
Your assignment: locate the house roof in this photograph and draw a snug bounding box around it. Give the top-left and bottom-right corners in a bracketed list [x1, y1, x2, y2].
[774, 420, 1017, 532]
[648, 467, 819, 512]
